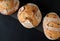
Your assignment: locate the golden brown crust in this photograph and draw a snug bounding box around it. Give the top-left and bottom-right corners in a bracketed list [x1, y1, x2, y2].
[46, 12, 59, 18]
[0, 0, 13, 10]
[0, 0, 19, 15]
[18, 3, 42, 28]
[47, 21, 60, 28]
[45, 29, 60, 40]
[18, 4, 39, 26]
[24, 4, 39, 26]
[25, 4, 38, 14]
[43, 12, 60, 40]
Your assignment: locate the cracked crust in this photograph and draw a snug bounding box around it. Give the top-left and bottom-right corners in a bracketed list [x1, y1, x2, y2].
[0, 0, 19, 15]
[18, 3, 42, 28]
[43, 12, 60, 40]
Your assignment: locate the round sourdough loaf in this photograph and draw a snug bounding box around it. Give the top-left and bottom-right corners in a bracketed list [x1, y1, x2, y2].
[17, 3, 42, 28]
[0, 0, 19, 15]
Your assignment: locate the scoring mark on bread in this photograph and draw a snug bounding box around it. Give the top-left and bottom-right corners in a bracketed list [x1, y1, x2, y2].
[46, 14, 58, 18]
[47, 21, 60, 28]
[25, 17, 33, 22]
[57, 23, 60, 25]
[19, 6, 25, 15]
[47, 23, 53, 27]
[49, 33, 52, 38]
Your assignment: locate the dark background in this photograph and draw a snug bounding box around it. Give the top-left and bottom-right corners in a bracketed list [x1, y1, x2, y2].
[0, 0, 60, 41]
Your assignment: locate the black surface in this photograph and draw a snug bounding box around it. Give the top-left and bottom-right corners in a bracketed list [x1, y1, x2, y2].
[0, 14, 50, 41]
[0, 0, 60, 41]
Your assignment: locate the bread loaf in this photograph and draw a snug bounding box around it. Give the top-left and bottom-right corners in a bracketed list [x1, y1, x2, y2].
[43, 12, 60, 40]
[0, 0, 19, 15]
[17, 3, 42, 28]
